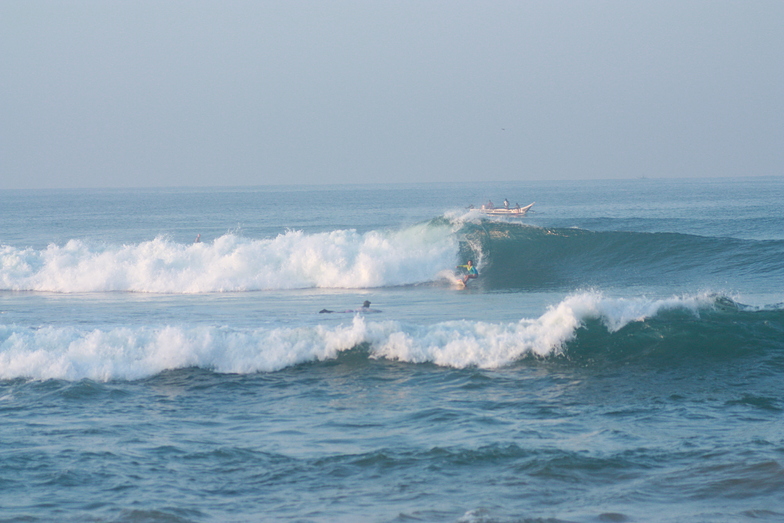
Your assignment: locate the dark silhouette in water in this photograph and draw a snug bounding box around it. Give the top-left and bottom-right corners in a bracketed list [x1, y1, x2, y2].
[319, 300, 381, 313]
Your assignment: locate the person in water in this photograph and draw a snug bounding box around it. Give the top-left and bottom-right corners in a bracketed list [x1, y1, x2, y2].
[456, 260, 478, 284]
[319, 301, 381, 313]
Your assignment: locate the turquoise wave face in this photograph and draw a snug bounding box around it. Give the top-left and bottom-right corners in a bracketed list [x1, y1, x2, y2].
[455, 220, 784, 292]
[562, 301, 784, 368]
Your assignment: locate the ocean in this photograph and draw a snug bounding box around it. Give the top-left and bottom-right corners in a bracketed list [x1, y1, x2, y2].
[1, 177, 783, 522]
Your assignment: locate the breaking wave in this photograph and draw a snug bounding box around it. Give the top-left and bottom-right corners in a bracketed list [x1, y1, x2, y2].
[3, 214, 783, 294]
[2, 292, 781, 381]
[0, 223, 459, 293]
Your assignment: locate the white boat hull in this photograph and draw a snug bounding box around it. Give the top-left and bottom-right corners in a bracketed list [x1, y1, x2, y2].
[479, 202, 534, 216]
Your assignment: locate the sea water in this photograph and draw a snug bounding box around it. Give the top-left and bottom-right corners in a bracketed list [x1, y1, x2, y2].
[1, 178, 783, 522]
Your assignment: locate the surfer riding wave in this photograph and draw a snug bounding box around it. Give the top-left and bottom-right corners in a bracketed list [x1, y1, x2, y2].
[456, 260, 478, 285]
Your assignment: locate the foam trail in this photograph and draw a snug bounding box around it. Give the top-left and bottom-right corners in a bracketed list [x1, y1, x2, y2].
[0, 293, 718, 381]
[0, 224, 458, 293]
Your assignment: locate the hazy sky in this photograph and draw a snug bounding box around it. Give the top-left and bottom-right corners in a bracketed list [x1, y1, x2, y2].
[1, 1, 782, 189]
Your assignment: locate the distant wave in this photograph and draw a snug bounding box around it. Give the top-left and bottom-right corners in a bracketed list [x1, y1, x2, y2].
[2, 293, 781, 381]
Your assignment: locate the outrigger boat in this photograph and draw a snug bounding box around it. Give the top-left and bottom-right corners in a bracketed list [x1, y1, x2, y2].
[477, 202, 535, 217]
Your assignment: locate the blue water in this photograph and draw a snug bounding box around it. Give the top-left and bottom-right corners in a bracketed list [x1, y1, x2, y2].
[1, 178, 783, 522]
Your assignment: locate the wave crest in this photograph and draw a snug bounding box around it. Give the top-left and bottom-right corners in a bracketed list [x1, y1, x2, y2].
[4, 292, 773, 382]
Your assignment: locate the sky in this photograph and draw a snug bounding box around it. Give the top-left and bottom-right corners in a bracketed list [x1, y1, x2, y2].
[1, 1, 782, 189]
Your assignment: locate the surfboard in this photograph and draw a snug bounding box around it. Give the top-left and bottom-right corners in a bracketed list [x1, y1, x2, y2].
[437, 269, 466, 288]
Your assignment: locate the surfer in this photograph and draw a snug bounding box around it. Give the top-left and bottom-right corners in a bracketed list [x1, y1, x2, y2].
[358, 300, 382, 312]
[319, 301, 381, 313]
[456, 260, 478, 284]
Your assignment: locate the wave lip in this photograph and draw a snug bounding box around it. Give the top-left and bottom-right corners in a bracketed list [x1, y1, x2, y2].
[2, 292, 764, 382]
[0, 225, 459, 293]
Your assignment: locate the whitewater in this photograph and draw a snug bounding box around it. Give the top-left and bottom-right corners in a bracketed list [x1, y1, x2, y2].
[0, 223, 459, 292]
[1, 291, 736, 382]
[1, 178, 783, 522]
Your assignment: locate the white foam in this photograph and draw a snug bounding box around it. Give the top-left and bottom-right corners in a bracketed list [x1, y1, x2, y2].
[368, 292, 706, 367]
[0, 225, 459, 293]
[0, 292, 715, 381]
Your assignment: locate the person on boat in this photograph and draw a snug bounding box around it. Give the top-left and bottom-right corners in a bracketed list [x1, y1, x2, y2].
[504, 199, 509, 209]
[456, 260, 478, 284]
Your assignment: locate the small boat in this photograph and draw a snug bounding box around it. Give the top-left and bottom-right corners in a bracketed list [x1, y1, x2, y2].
[477, 202, 534, 217]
